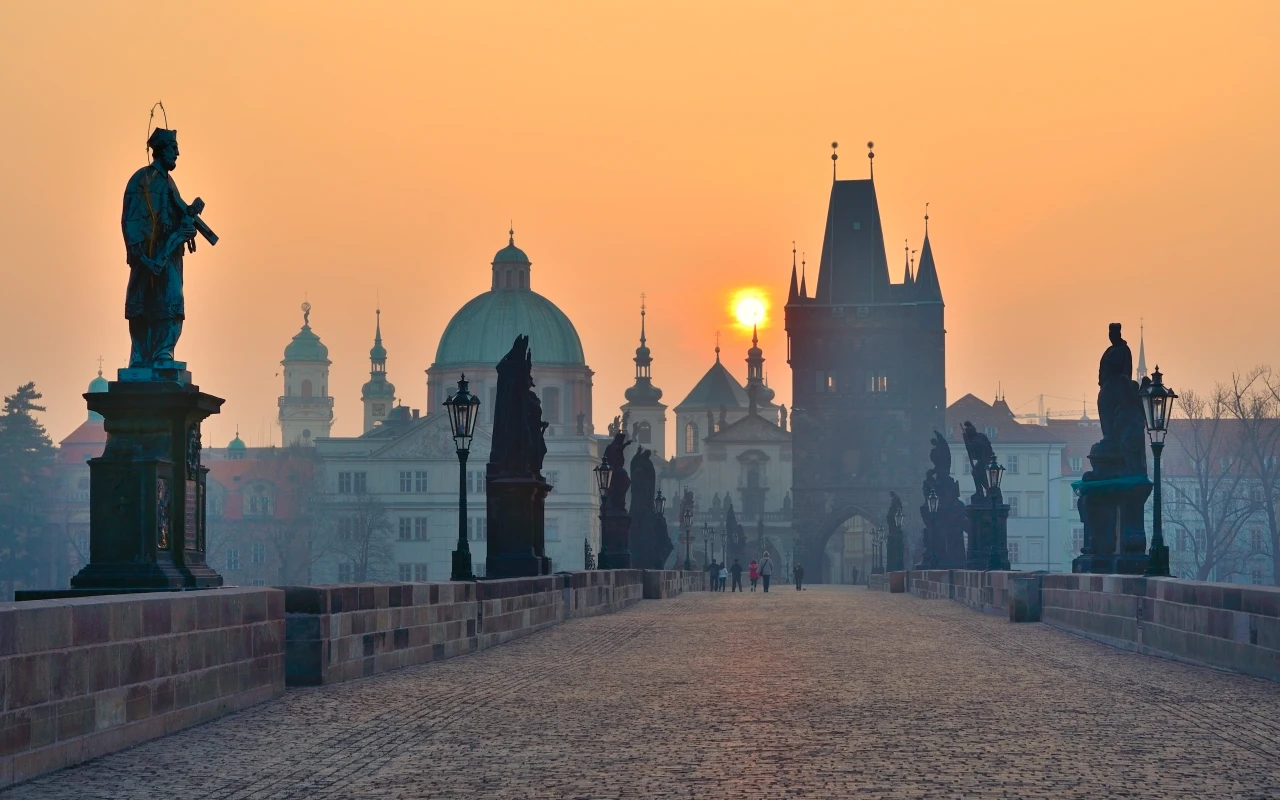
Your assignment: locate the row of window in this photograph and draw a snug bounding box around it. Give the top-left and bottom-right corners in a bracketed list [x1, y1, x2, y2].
[943, 453, 1045, 476]
[1003, 492, 1045, 517]
[812, 371, 890, 394]
[398, 563, 430, 582]
[398, 517, 429, 540]
[342, 469, 562, 495]
[225, 542, 267, 571]
[399, 471, 429, 493]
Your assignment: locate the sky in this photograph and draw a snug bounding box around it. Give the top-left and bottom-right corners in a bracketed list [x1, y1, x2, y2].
[1, 2, 1278, 450]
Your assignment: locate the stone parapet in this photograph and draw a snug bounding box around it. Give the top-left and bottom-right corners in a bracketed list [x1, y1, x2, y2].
[907, 569, 1035, 615]
[1041, 574, 1280, 682]
[641, 570, 705, 599]
[0, 587, 284, 788]
[867, 574, 889, 592]
[284, 570, 646, 686]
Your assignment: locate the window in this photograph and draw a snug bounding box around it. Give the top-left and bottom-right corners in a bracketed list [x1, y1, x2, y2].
[301, 379, 313, 398]
[399, 471, 413, 492]
[543, 387, 560, 423]
[338, 472, 352, 494]
[1007, 455, 1020, 475]
[414, 564, 428, 582]
[1071, 492, 1079, 511]
[1069, 456, 1083, 474]
[1177, 531, 1189, 552]
[414, 517, 428, 540]
[468, 517, 487, 541]
[399, 563, 412, 581]
[338, 563, 353, 583]
[985, 426, 998, 440]
[1008, 540, 1021, 564]
[545, 471, 559, 490]
[467, 470, 481, 494]
[414, 471, 428, 492]
[1253, 569, 1264, 585]
[1252, 528, 1264, 552]
[685, 422, 699, 454]
[1195, 529, 1206, 549]
[353, 472, 367, 493]
[399, 518, 412, 540]
[636, 421, 652, 444]
[226, 549, 240, 571]
[1029, 455, 1042, 475]
[251, 542, 265, 564]
[1007, 495, 1019, 517]
[251, 579, 266, 587]
[866, 373, 888, 393]
[1072, 527, 1084, 553]
[1027, 492, 1044, 517]
[244, 482, 275, 517]
[546, 518, 560, 541]
[337, 517, 354, 540]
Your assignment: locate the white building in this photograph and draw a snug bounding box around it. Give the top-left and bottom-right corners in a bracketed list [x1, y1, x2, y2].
[277, 302, 334, 447]
[313, 231, 601, 581]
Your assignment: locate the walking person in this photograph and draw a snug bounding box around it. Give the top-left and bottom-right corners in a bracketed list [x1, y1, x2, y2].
[730, 559, 743, 592]
[759, 551, 773, 592]
[718, 562, 728, 592]
[794, 561, 805, 591]
[705, 559, 716, 591]
[748, 559, 759, 591]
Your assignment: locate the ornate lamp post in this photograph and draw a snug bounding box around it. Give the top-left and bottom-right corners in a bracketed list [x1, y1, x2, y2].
[593, 456, 612, 569]
[1140, 366, 1177, 577]
[703, 522, 711, 564]
[871, 526, 883, 575]
[444, 375, 481, 582]
[654, 489, 666, 517]
[891, 504, 905, 572]
[986, 455, 1006, 570]
[681, 503, 694, 571]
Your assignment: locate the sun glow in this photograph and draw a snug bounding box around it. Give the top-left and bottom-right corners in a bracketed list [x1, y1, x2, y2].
[731, 290, 768, 329]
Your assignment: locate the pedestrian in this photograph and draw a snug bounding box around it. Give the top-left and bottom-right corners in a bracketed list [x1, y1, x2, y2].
[794, 561, 805, 591]
[718, 562, 728, 592]
[730, 559, 743, 592]
[759, 551, 773, 592]
[705, 559, 715, 591]
[748, 559, 759, 591]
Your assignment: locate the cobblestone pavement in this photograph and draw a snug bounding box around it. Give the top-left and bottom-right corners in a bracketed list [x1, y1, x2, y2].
[10, 587, 1280, 799]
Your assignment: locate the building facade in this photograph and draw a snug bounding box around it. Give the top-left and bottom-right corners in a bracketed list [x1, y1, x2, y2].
[278, 303, 335, 446]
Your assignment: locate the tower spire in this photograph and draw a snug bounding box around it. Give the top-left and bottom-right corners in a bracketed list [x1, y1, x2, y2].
[831, 141, 838, 181]
[714, 330, 721, 363]
[799, 253, 807, 298]
[640, 292, 647, 346]
[867, 140, 875, 180]
[1137, 317, 1148, 379]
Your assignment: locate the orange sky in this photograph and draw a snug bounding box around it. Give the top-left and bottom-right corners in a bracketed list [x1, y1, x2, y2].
[2, 2, 1278, 449]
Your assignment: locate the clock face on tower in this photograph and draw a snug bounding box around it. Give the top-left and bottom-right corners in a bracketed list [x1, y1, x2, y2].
[373, 403, 386, 416]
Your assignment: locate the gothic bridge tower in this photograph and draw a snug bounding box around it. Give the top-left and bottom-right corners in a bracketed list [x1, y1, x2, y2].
[785, 146, 945, 580]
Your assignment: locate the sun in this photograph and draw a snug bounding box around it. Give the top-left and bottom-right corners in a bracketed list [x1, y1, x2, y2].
[731, 290, 768, 328]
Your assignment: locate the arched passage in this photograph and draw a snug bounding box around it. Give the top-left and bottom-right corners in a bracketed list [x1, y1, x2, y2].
[798, 504, 879, 584]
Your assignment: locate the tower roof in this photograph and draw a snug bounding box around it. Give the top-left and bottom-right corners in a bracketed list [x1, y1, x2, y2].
[283, 303, 330, 363]
[814, 179, 891, 304]
[493, 227, 529, 264]
[624, 299, 663, 405]
[369, 308, 387, 362]
[913, 228, 943, 302]
[674, 347, 749, 411]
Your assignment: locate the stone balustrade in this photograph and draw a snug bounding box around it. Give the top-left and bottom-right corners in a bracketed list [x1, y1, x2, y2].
[875, 568, 1280, 683]
[0, 587, 284, 789]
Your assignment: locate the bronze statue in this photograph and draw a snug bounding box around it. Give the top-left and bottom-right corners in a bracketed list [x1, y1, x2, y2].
[490, 335, 546, 477]
[961, 421, 994, 500]
[1091, 323, 1147, 477]
[120, 127, 216, 371]
[628, 447, 674, 568]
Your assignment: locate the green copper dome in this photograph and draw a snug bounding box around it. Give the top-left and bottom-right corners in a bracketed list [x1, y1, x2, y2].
[283, 303, 331, 363]
[228, 433, 246, 450]
[88, 371, 109, 394]
[435, 289, 585, 367]
[493, 229, 529, 264]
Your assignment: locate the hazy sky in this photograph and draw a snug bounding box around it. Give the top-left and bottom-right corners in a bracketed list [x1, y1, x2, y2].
[2, 2, 1277, 449]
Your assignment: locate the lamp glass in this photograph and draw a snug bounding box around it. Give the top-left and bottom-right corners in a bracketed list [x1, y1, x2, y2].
[927, 489, 939, 514]
[444, 375, 480, 452]
[593, 457, 612, 495]
[987, 456, 1005, 491]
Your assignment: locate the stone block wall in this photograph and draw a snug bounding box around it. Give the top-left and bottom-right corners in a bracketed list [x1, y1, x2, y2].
[0, 587, 284, 788]
[641, 570, 705, 599]
[682, 571, 707, 592]
[867, 573, 889, 592]
[285, 570, 646, 687]
[1041, 574, 1280, 682]
[906, 569, 1034, 615]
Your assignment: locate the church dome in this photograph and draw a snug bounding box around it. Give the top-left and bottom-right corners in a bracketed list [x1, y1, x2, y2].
[435, 290, 585, 367]
[228, 433, 246, 451]
[283, 304, 330, 363]
[88, 371, 108, 394]
[434, 232, 585, 367]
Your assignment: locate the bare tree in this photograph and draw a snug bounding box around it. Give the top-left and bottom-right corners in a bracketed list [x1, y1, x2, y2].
[1165, 388, 1254, 581]
[332, 489, 395, 583]
[271, 456, 333, 585]
[1224, 366, 1280, 584]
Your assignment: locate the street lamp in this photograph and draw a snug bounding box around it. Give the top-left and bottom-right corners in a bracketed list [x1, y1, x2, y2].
[1141, 365, 1177, 577]
[872, 525, 884, 575]
[654, 489, 666, 516]
[702, 522, 711, 564]
[444, 375, 481, 582]
[681, 501, 693, 571]
[986, 455, 1006, 570]
[593, 456, 612, 569]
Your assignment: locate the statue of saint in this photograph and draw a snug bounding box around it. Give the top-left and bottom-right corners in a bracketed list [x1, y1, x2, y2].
[1090, 323, 1148, 477]
[490, 336, 547, 478]
[961, 421, 995, 499]
[120, 128, 210, 370]
[604, 431, 632, 512]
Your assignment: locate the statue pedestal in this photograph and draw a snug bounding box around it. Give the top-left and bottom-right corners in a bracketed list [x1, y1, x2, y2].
[485, 471, 552, 579]
[598, 509, 632, 570]
[966, 496, 1010, 571]
[1072, 475, 1152, 575]
[21, 379, 223, 600]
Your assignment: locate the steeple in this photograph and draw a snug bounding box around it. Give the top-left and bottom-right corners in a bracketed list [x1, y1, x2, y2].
[814, 175, 892, 304]
[745, 324, 775, 406]
[361, 308, 396, 432]
[913, 205, 943, 302]
[799, 254, 807, 299]
[624, 296, 663, 405]
[491, 226, 532, 291]
[902, 238, 915, 287]
[1137, 319, 1148, 379]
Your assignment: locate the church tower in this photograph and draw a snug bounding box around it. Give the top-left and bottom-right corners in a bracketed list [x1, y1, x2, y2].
[361, 309, 397, 433]
[620, 299, 667, 460]
[278, 302, 334, 446]
[785, 145, 946, 579]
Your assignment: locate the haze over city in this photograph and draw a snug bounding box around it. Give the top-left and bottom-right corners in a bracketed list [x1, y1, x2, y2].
[2, 2, 1277, 448]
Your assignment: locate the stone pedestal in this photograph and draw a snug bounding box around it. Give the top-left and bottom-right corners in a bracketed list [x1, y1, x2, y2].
[598, 509, 633, 570]
[28, 377, 223, 599]
[966, 496, 1010, 571]
[485, 470, 552, 579]
[886, 523, 905, 573]
[1072, 475, 1152, 575]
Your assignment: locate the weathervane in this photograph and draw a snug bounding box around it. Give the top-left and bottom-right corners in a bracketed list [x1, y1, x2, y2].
[867, 141, 875, 180]
[831, 141, 838, 180]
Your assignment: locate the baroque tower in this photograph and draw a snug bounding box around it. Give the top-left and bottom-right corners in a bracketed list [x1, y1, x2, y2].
[278, 302, 334, 446]
[620, 298, 667, 460]
[785, 149, 945, 579]
[361, 309, 396, 432]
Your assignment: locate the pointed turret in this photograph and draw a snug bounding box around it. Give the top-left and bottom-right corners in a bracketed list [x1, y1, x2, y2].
[624, 299, 663, 405]
[1137, 321, 1148, 379]
[621, 297, 667, 457]
[361, 308, 396, 433]
[902, 239, 915, 289]
[914, 213, 943, 302]
[788, 244, 800, 303]
[799, 255, 808, 299]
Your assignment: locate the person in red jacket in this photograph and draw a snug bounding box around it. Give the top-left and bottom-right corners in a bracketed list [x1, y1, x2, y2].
[748, 559, 760, 591]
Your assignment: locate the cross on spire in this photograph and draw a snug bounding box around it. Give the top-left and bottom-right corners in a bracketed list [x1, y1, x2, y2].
[96, 355, 104, 376]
